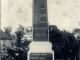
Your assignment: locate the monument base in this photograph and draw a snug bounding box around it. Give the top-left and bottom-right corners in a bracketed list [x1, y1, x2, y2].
[28, 42, 54, 60]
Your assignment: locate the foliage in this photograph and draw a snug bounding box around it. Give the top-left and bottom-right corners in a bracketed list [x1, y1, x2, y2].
[15, 25, 25, 47]
[49, 25, 79, 60]
[14, 25, 31, 47]
[73, 28, 80, 40]
[2, 25, 79, 60]
[4, 26, 12, 37]
[1, 25, 31, 60]
[73, 28, 80, 34]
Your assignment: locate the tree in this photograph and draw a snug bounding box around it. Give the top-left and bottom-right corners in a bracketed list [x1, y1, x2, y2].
[4, 26, 12, 37]
[73, 28, 80, 40]
[49, 25, 78, 60]
[73, 28, 80, 34]
[61, 30, 78, 60]
[49, 25, 62, 59]
[15, 25, 25, 47]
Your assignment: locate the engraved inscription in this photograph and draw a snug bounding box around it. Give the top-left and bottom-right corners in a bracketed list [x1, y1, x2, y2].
[33, 27, 47, 30]
[30, 53, 53, 60]
[35, 34, 47, 36]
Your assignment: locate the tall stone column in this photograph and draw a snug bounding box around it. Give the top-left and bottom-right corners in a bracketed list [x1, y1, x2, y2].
[28, 0, 54, 60]
[33, 0, 48, 41]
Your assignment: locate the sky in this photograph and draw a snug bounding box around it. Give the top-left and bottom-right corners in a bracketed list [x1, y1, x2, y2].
[1, 0, 80, 32]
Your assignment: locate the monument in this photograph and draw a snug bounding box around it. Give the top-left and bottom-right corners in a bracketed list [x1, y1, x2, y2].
[28, 0, 54, 60]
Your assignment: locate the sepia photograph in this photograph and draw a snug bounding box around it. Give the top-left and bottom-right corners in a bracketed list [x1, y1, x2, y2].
[0, 0, 80, 60]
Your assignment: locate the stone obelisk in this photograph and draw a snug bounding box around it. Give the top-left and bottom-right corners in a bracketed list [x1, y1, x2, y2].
[28, 0, 54, 60]
[33, 0, 48, 41]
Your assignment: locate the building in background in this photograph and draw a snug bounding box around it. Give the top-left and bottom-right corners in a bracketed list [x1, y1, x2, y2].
[0, 30, 11, 56]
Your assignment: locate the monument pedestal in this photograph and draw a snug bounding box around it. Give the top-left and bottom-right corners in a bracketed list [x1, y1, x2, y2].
[28, 42, 54, 60]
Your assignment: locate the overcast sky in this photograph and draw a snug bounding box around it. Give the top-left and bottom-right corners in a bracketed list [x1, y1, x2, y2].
[1, 0, 80, 32]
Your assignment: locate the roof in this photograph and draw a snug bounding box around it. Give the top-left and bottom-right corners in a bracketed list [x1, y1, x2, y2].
[0, 30, 11, 40]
